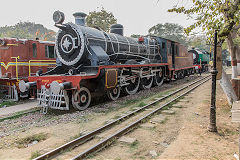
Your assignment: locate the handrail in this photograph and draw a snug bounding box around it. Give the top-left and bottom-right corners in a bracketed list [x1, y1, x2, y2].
[28, 60, 56, 76]
[11, 56, 19, 81]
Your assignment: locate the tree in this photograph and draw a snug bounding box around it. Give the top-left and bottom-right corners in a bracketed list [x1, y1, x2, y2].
[148, 23, 187, 44]
[168, 0, 240, 104]
[130, 34, 143, 38]
[168, 0, 240, 78]
[86, 8, 117, 32]
[0, 22, 56, 41]
[187, 35, 210, 51]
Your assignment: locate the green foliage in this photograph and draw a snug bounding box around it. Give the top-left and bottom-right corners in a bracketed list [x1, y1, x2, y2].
[148, 23, 187, 44]
[130, 34, 143, 38]
[168, 0, 240, 43]
[86, 8, 117, 32]
[30, 151, 41, 160]
[0, 101, 16, 108]
[187, 35, 210, 51]
[138, 102, 146, 107]
[129, 140, 139, 150]
[0, 22, 56, 41]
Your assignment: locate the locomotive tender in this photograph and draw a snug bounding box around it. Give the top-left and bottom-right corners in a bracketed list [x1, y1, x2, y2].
[19, 11, 195, 112]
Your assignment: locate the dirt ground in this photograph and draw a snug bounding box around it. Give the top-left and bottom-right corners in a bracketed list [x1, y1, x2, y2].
[91, 80, 239, 160]
[0, 74, 239, 160]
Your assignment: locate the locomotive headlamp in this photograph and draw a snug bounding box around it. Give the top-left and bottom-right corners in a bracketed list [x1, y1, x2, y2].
[53, 10, 65, 24]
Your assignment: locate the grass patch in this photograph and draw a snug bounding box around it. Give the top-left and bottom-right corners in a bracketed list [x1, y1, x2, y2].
[223, 128, 238, 135]
[16, 133, 48, 148]
[30, 151, 41, 160]
[129, 140, 139, 150]
[113, 114, 122, 119]
[0, 101, 16, 108]
[162, 106, 169, 110]
[160, 117, 168, 124]
[70, 132, 85, 141]
[119, 99, 139, 106]
[138, 102, 147, 107]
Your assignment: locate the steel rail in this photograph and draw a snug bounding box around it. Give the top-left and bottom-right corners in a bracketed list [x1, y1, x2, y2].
[34, 75, 210, 160]
[72, 76, 211, 160]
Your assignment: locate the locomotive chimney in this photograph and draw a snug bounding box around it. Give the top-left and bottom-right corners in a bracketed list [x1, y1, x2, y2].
[110, 24, 124, 36]
[73, 12, 87, 26]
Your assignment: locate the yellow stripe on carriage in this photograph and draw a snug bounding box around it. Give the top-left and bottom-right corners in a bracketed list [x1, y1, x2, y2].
[0, 61, 56, 70]
[175, 57, 188, 58]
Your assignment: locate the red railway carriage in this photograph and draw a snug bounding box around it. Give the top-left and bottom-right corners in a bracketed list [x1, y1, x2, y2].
[0, 38, 56, 101]
[166, 41, 194, 79]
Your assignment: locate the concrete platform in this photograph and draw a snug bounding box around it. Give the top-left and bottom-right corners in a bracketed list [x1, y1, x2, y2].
[0, 101, 38, 117]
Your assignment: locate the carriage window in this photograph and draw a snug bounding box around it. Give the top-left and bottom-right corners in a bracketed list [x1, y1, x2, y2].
[32, 43, 37, 57]
[176, 45, 179, 56]
[45, 45, 55, 58]
[168, 43, 171, 55]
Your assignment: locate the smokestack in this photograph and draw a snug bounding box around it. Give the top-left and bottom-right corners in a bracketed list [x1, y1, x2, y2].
[73, 12, 87, 26]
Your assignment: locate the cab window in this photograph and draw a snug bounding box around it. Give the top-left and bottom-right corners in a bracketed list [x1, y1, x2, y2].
[168, 43, 171, 55]
[45, 45, 55, 58]
[32, 43, 37, 57]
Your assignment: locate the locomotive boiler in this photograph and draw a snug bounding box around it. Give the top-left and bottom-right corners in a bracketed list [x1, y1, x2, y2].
[19, 11, 195, 113]
[51, 11, 163, 75]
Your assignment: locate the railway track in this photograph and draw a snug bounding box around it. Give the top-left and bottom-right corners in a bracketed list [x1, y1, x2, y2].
[34, 75, 211, 160]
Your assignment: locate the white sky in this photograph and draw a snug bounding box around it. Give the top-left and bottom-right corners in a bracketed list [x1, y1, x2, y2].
[0, 0, 195, 36]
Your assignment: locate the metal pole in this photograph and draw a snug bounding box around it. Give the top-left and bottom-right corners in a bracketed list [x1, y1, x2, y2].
[11, 56, 19, 81]
[208, 31, 218, 132]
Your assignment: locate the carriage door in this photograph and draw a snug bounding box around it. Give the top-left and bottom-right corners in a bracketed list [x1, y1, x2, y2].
[171, 42, 175, 69]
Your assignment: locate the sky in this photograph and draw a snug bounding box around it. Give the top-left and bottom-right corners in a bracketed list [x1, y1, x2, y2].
[0, 0, 195, 36]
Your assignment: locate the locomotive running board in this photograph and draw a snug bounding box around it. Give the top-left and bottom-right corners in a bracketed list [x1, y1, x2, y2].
[37, 85, 70, 113]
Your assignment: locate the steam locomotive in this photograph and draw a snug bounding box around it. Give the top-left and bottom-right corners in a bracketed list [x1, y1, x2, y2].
[19, 11, 196, 113]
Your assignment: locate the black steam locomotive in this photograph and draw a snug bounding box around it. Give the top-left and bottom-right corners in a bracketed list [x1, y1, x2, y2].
[19, 11, 195, 113]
